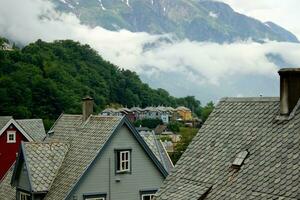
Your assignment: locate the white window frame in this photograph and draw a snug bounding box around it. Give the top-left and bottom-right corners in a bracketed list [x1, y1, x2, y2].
[20, 192, 30, 200]
[141, 194, 155, 200]
[117, 150, 130, 173]
[7, 131, 16, 143]
[85, 198, 105, 200]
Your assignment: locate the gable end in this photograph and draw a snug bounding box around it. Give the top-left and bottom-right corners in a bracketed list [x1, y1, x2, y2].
[64, 116, 168, 200]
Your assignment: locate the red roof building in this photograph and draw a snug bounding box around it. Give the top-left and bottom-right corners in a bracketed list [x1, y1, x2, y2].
[0, 116, 45, 181]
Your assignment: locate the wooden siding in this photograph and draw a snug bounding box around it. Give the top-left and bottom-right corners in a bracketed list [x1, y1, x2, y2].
[0, 124, 28, 180]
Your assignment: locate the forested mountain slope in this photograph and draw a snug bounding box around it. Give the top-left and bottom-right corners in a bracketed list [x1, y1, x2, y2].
[0, 39, 204, 128]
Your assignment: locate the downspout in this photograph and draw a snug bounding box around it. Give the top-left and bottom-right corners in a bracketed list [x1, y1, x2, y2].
[109, 158, 111, 200]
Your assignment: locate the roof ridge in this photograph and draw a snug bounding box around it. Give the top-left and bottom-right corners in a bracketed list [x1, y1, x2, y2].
[61, 114, 82, 116]
[46, 143, 70, 193]
[24, 141, 67, 145]
[220, 97, 279, 102]
[16, 119, 43, 121]
[152, 132, 167, 169]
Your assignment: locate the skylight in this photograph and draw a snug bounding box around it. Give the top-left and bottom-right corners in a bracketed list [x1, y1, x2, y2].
[232, 150, 249, 168]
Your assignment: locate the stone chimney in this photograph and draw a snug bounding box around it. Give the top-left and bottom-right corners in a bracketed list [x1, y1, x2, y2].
[82, 96, 94, 121]
[278, 68, 300, 115]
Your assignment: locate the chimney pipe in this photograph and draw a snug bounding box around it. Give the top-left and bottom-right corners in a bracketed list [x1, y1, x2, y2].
[82, 96, 94, 121]
[278, 68, 300, 115]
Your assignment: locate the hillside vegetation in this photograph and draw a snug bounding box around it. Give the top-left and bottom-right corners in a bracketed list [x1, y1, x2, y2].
[0, 39, 211, 129]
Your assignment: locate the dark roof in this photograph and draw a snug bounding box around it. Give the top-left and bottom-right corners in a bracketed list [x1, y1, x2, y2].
[136, 127, 151, 132]
[154, 125, 168, 134]
[156, 97, 300, 200]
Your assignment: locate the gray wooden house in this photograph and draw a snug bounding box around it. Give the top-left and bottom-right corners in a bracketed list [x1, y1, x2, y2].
[2, 97, 170, 200]
[155, 68, 300, 200]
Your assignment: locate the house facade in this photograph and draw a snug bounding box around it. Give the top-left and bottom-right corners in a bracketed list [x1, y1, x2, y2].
[100, 106, 194, 124]
[0, 117, 45, 181]
[4, 97, 169, 200]
[175, 106, 192, 121]
[101, 108, 136, 122]
[155, 68, 300, 200]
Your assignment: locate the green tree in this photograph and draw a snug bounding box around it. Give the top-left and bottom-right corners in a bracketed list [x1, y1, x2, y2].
[167, 122, 181, 132]
[170, 127, 199, 164]
[201, 101, 215, 121]
[0, 38, 212, 131]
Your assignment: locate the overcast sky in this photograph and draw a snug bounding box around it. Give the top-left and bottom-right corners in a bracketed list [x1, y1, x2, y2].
[218, 0, 300, 38]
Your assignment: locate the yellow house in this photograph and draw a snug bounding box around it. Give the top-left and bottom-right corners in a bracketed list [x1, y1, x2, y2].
[175, 106, 193, 121]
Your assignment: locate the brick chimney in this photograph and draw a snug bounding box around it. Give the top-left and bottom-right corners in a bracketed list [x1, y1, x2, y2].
[82, 96, 94, 121]
[278, 68, 300, 115]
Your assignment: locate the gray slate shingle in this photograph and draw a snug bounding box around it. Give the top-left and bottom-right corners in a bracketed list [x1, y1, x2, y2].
[0, 116, 12, 130]
[16, 119, 46, 141]
[0, 116, 45, 142]
[140, 131, 174, 173]
[156, 97, 300, 200]
[23, 142, 69, 192]
[43, 114, 122, 200]
[0, 164, 16, 200]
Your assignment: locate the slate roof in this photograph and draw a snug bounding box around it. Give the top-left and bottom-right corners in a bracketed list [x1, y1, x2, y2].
[0, 164, 15, 200]
[139, 131, 174, 173]
[0, 116, 46, 142]
[16, 119, 46, 141]
[131, 107, 143, 112]
[136, 126, 151, 132]
[22, 142, 69, 192]
[156, 97, 300, 200]
[154, 125, 168, 135]
[41, 114, 123, 200]
[0, 116, 12, 130]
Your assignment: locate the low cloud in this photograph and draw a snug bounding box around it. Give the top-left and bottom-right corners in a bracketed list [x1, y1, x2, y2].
[1, 0, 300, 101]
[216, 0, 300, 39]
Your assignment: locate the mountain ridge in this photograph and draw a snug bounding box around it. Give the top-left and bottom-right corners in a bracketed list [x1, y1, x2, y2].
[52, 0, 299, 43]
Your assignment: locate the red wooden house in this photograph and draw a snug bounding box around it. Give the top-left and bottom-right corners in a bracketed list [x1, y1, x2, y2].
[0, 116, 45, 181]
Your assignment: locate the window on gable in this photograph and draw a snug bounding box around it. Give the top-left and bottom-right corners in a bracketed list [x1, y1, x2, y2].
[115, 149, 131, 173]
[7, 131, 16, 143]
[140, 190, 157, 200]
[232, 150, 249, 168]
[19, 191, 31, 200]
[141, 194, 155, 200]
[83, 193, 106, 200]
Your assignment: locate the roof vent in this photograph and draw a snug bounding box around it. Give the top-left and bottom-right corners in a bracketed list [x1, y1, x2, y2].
[47, 130, 54, 136]
[232, 150, 249, 168]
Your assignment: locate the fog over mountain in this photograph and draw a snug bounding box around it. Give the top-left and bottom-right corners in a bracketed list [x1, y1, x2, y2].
[1, 0, 300, 103]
